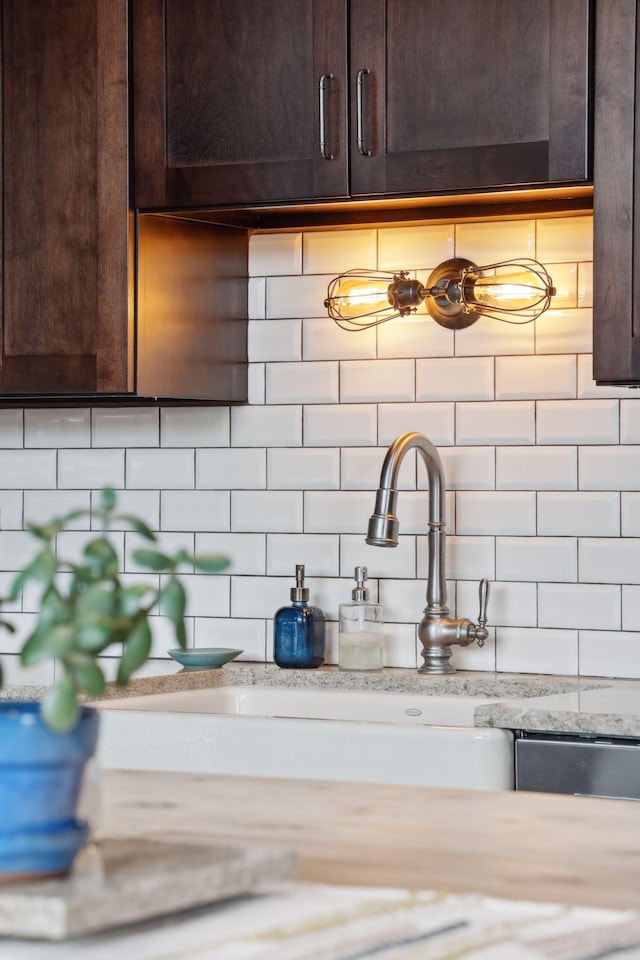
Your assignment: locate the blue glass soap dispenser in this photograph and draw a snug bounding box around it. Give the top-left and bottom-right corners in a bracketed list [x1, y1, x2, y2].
[274, 565, 326, 669]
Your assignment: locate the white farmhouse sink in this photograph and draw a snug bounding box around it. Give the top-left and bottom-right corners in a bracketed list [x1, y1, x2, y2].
[97, 684, 514, 791]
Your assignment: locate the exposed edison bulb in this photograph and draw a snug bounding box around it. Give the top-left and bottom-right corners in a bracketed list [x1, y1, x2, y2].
[463, 261, 555, 323]
[328, 276, 392, 319]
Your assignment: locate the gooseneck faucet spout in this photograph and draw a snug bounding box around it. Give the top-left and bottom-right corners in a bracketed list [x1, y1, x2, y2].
[367, 431, 489, 675]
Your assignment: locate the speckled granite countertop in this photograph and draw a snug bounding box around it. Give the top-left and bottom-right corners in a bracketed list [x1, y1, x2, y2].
[5, 662, 640, 738]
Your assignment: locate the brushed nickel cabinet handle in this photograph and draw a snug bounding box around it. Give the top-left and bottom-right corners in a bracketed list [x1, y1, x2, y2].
[356, 68, 372, 157]
[319, 73, 334, 161]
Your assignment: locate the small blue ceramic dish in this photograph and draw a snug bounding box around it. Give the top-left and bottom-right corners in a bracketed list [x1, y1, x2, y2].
[168, 647, 243, 670]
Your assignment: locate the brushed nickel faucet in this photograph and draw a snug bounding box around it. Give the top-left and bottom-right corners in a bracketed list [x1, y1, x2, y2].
[366, 431, 489, 674]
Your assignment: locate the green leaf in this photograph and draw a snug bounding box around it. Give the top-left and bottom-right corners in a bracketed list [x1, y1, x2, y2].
[161, 576, 186, 623]
[77, 582, 115, 618]
[39, 588, 72, 630]
[75, 619, 119, 654]
[117, 515, 157, 541]
[131, 548, 172, 572]
[173, 618, 187, 650]
[83, 537, 119, 575]
[73, 660, 106, 697]
[40, 675, 80, 733]
[6, 550, 57, 602]
[117, 584, 154, 618]
[192, 554, 231, 574]
[117, 619, 152, 685]
[98, 487, 117, 511]
[22, 623, 76, 666]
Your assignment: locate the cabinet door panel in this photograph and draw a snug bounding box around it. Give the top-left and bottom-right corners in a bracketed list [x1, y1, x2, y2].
[1, 0, 131, 395]
[133, 0, 348, 208]
[350, 0, 591, 198]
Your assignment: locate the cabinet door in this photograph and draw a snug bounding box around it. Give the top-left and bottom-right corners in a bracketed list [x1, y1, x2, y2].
[593, 0, 640, 385]
[350, 0, 592, 198]
[1, 0, 131, 395]
[133, 0, 348, 208]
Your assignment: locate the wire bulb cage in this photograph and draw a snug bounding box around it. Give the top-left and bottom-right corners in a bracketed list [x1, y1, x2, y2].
[325, 258, 556, 332]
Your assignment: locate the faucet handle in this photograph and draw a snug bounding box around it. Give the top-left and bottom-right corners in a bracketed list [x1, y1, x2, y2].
[474, 578, 490, 648]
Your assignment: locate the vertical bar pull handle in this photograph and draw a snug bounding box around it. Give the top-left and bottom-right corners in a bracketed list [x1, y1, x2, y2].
[319, 73, 334, 161]
[356, 68, 372, 157]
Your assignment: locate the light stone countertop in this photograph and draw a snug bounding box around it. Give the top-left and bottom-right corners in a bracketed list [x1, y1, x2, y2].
[5, 661, 640, 737]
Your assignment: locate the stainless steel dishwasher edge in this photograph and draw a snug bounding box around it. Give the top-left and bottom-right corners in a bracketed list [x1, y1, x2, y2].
[515, 731, 640, 801]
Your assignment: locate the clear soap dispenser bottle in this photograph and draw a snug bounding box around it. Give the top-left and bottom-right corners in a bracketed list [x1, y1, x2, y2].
[339, 566, 384, 671]
[273, 564, 326, 669]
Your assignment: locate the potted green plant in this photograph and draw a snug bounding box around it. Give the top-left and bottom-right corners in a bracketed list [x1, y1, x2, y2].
[0, 487, 229, 882]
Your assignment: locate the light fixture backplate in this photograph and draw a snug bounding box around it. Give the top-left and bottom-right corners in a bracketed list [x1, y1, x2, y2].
[425, 257, 481, 330]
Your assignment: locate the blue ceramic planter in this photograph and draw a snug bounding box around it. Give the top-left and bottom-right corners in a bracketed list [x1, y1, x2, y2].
[0, 703, 100, 880]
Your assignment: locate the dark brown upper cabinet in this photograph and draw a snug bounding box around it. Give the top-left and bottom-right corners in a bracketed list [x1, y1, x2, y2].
[592, 0, 640, 386]
[132, 0, 592, 210]
[1, 0, 247, 402]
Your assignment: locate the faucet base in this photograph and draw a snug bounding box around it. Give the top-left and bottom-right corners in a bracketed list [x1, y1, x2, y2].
[418, 646, 456, 675]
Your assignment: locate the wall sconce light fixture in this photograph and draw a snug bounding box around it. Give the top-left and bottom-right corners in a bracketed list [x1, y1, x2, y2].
[325, 257, 556, 331]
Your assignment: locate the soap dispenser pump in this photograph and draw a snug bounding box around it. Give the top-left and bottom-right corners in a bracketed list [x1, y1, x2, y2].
[273, 565, 326, 669]
[338, 566, 384, 671]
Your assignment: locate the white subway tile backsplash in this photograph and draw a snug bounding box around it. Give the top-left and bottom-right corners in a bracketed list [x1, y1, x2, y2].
[456, 578, 537, 628]
[6, 214, 640, 683]
[267, 533, 339, 577]
[93, 408, 158, 447]
[538, 583, 621, 630]
[58, 449, 123, 490]
[433, 535, 495, 581]
[378, 403, 455, 446]
[497, 446, 577, 490]
[378, 223, 455, 270]
[25, 409, 91, 448]
[496, 627, 578, 675]
[579, 631, 640, 678]
[341, 534, 416, 579]
[538, 492, 620, 537]
[0, 492, 23, 531]
[340, 359, 415, 403]
[0, 531, 47, 572]
[620, 400, 640, 443]
[535, 309, 592, 355]
[536, 216, 592, 263]
[248, 319, 301, 363]
[231, 490, 303, 533]
[195, 617, 266, 661]
[303, 317, 377, 361]
[231, 406, 301, 447]
[304, 490, 375, 534]
[341, 447, 416, 491]
[0, 410, 23, 448]
[579, 538, 640, 584]
[622, 586, 640, 631]
[267, 448, 340, 490]
[454, 316, 534, 357]
[580, 447, 640, 491]
[304, 404, 377, 446]
[622, 494, 640, 536]
[376, 316, 454, 361]
[24, 490, 89, 529]
[438, 447, 495, 490]
[456, 491, 535, 536]
[455, 219, 536, 263]
[496, 355, 576, 400]
[249, 232, 302, 276]
[161, 491, 230, 532]
[303, 229, 376, 274]
[456, 401, 535, 446]
[248, 277, 266, 319]
[196, 532, 265, 575]
[416, 357, 494, 401]
[497, 537, 577, 582]
[537, 399, 618, 445]
[127, 449, 194, 489]
[161, 407, 229, 448]
[266, 361, 338, 404]
[266, 274, 330, 319]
